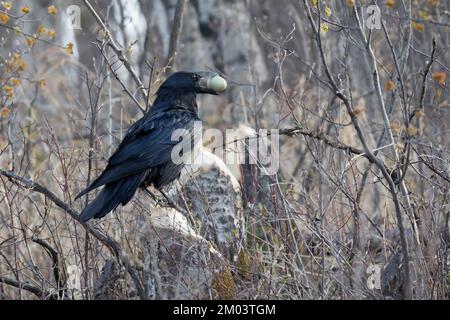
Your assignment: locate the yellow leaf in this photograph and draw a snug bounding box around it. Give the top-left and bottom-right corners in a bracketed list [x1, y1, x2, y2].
[406, 126, 418, 136]
[320, 23, 329, 33]
[13, 26, 21, 35]
[21, 5, 30, 14]
[1, 1, 12, 10]
[11, 78, 20, 86]
[386, 0, 396, 8]
[39, 79, 46, 87]
[65, 42, 74, 54]
[385, 80, 395, 91]
[3, 85, 14, 97]
[10, 53, 27, 72]
[0, 12, 9, 23]
[10, 52, 20, 63]
[427, 0, 440, 6]
[26, 36, 37, 47]
[48, 5, 57, 16]
[325, 7, 332, 17]
[415, 110, 425, 118]
[1, 106, 10, 118]
[432, 71, 446, 85]
[311, 0, 318, 8]
[37, 25, 46, 36]
[418, 10, 429, 20]
[395, 142, 404, 151]
[346, 0, 355, 6]
[411, 21, 425, 32]
[3, 85, 13, 93]
[47, 29, 56, 39]
[18, 60, 27, 71]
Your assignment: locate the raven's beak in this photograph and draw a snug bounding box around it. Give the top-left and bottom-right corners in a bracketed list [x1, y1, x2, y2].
[197, 72, 227, 94]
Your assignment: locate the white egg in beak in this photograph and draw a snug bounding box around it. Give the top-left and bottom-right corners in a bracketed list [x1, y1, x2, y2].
[207, 75, 227, 93]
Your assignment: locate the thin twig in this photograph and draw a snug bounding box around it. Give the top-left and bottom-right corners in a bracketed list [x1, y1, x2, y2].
[0, 169, 146, 300]
[83, 0, 148, 106]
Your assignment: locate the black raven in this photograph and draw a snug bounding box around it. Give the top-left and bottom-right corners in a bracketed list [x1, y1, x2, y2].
[76, 71, 227, 222]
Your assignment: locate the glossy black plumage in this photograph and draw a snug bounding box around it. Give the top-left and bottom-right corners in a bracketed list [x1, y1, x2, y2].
[76, 71, 224, 222]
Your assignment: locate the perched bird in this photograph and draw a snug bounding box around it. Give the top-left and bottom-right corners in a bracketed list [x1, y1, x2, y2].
[76, 71, 227, 222]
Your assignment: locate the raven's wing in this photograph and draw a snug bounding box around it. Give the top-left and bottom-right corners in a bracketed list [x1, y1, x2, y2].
[76, 111, 198, 199]
[109, 110, 198, 165]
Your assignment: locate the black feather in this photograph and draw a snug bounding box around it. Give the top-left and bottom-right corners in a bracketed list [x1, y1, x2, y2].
[76, 71, 217, 222]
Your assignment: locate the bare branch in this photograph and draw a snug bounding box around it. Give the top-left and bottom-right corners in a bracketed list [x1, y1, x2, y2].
[166, 0, 188, 70]
[83, 0, 148, 110]
[0, 169, 146, 300]
[0, 276, 50, 299]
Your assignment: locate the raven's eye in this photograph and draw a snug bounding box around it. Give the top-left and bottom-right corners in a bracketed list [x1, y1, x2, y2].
[191, 74, 199, 81]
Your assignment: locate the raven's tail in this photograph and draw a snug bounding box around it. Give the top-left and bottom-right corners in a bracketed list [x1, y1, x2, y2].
[78, 174, 145, 223]
[75, 169, 110, 201]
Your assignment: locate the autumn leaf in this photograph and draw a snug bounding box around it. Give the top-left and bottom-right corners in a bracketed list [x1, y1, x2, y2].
[390, 120, 401, 133]
[65, 42, 74, 54]
[411, 21, 425, 32]
[47, 29, 56, 39]
[12, 26, 21, 35]
[432, 71, 446, 85]
[395, 142, 404, 151]
[352, 105, 365, 117]
[0, 12, 9, 23]
[21, 5, 30, 14]
[3, 85, 13, 93]
[10, 78, 20, 86]
[1, 106, 10, 118]
[26, 37, 37, 47]
[3, 85, 14, 97]
[386, 0, 396, 8]
[18, 59, 27, 71]
[48, 5, 57, 16]
[418, 10, 429, 20]
[37, 25, 46, 36]
[415, 109, 425, 118]
[406, 126, 418, 136]
[9, 54, 27, 72]
[385, 80, 395, 91]
[325, 7, 332, 17]
[427, 0, 440, 6]
[1, 1, 12, 11]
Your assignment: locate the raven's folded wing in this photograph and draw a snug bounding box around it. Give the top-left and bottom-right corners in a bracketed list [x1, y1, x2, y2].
[76, 111, 198, 199]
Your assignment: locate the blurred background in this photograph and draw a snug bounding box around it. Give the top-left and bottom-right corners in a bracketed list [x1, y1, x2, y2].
[0, 0, 449, 300]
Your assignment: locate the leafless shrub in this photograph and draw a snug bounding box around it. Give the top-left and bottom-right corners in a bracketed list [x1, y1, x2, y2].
[0, 0, 448, 300]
